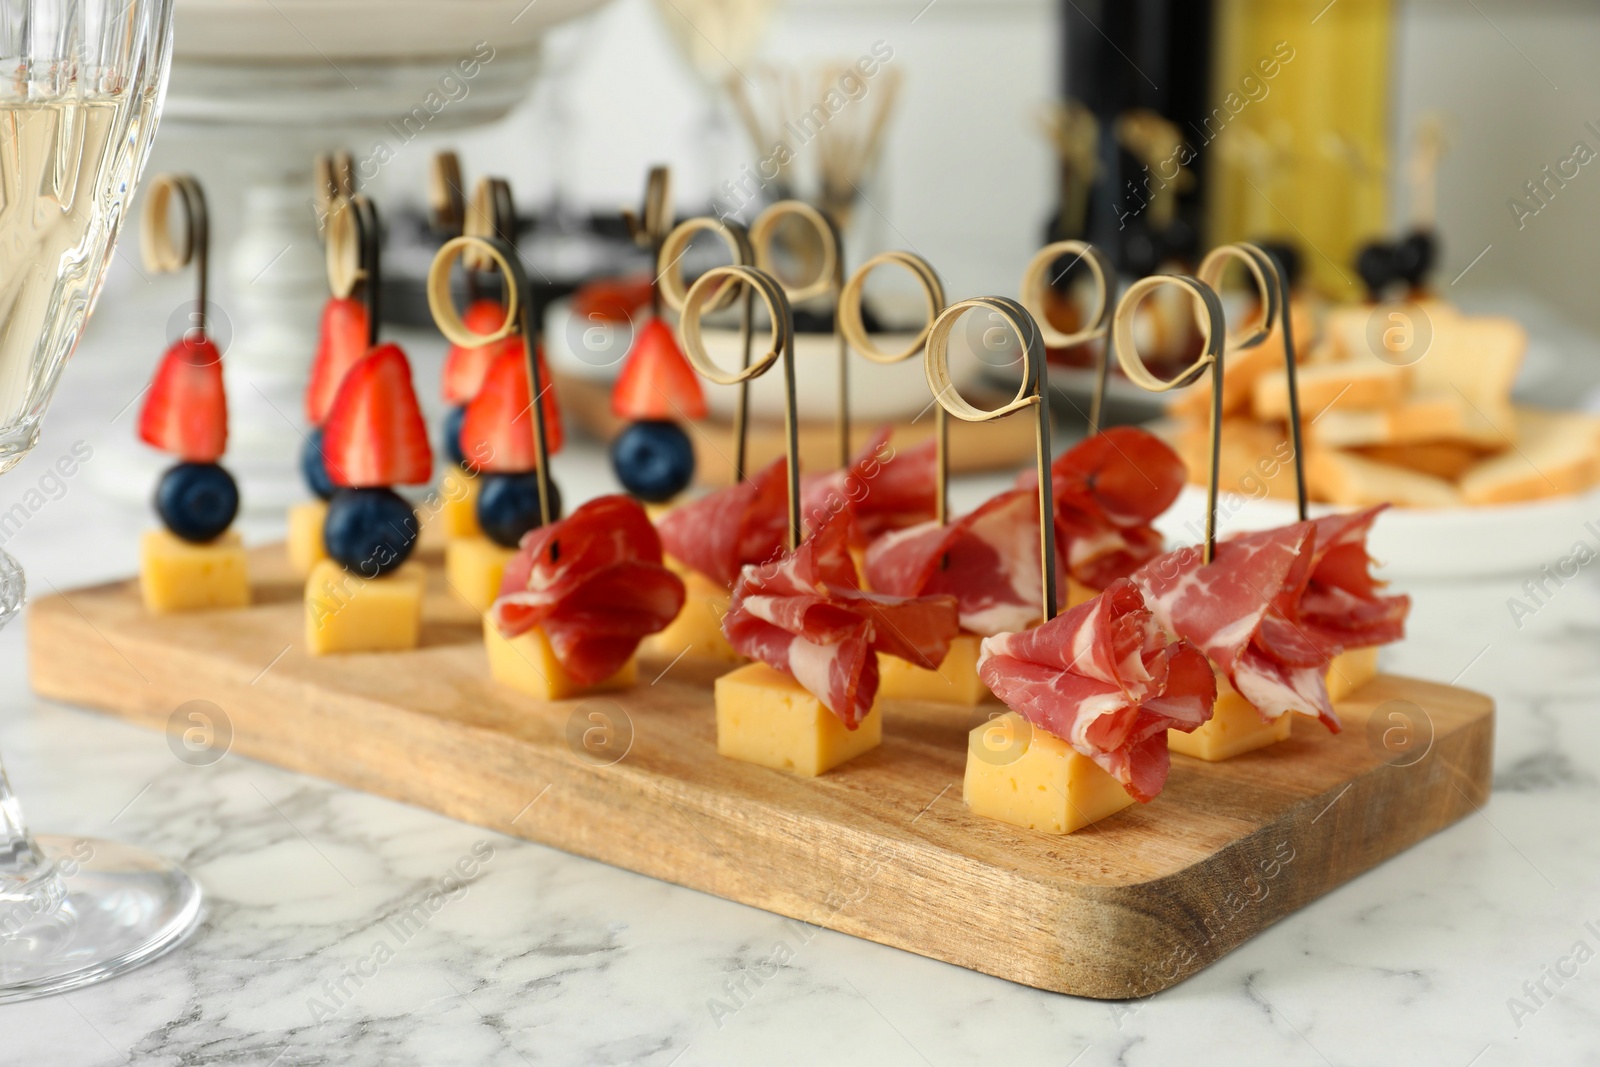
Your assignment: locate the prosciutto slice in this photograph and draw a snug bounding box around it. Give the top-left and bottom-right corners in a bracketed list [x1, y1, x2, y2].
[490, 495, 686, 685]
[1133, 505, 1409, 731]
[801, 426, 937, 545]
[977, 579, 1217, 802]
[1020, 426, 1187, 590]
[656, 457, 791, 589]
[723, 513, 961, 728]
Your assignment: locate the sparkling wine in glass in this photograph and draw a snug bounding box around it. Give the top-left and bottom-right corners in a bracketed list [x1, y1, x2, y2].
[0, 0, 196, 1002]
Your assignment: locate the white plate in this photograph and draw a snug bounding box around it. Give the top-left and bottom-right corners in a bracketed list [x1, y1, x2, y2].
[1156, 483, 1599, 580]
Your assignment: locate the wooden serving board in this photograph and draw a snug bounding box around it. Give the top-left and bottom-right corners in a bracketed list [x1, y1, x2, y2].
[556, 373, 1039, 486]
[27, 541, 1493, 999]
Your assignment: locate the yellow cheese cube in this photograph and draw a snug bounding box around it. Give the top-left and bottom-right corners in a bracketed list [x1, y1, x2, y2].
[1327, 646, 1379, 703]
[963, 711, 1134, 834]
[287, 500, 328, 577]
[1169, 682, 1292, 761]
[446, 536, 516, 613]
[438, 467, 481, 539]
[304, 559, 424, 654]
[140, 529, 249, 614]
[483, 617, 636, 700]
[715, 662, 882, 776]
[640, 568, 743, 663]
[878, 633, 988, 705]
[644, 501, 676, 524]
[1066, 577, 1098, 608]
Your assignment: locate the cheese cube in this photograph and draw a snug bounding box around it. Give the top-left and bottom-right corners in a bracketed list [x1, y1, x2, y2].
[287, 501, 328, 577]
[963, 711, 1134, 834]
[438, 467, 481, 539]
[879, 634, 988, 705]
[446, 536, 516, 613]
[140, 529, 249, 614]
[483, 617, 636, 700]
[715, 662, 882, 776]
[1327, 646, 1379, 703]
[640, 568, 742, 663]
[1169, 683, 1292, 761]
[304, 559, 424, 654]
[1066, 577, 1098, 608]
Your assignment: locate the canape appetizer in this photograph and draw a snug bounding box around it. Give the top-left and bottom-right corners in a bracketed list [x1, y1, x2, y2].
[136, 175, 248, 614]
[484, 495, 685, 700]
[970, 579, 1217, 832]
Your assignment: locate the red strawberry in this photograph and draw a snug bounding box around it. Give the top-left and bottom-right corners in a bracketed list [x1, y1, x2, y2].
[459, 344, 566, 473]
[611, 318, 706, 421]
[138, 334, 227, 462]
[322, 343, 434, 487]
[572, 275, 652, 324]
[442, 299, 521, 404]
[305, 296, 371, 425]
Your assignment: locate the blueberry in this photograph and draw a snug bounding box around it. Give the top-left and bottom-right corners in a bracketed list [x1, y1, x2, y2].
[1393, 231, 1437, 289]
[1355, 241, 1399, 302]
[477, 472, 562, 548]
[610, 420, 694, 503]
[156, 462, 239, 543]
[300, 427, 336, 500]
[323, 488, 419, 576]
[442, 405, 468, 469]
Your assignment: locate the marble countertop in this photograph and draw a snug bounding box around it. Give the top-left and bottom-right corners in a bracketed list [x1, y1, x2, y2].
[3, 275, 1598, 1066]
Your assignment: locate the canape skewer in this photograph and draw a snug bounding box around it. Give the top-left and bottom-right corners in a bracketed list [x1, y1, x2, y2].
[1019, 240, 1113, 434]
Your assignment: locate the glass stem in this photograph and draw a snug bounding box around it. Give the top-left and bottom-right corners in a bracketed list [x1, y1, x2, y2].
[0, 760, 47, 902]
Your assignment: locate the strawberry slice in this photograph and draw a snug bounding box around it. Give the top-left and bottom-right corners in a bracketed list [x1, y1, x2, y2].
[139, 334, 227, 462]
[611, 318, 706, 421]
[459, 344, 566, 473]
[305, 296, 371, 425]
[322, 342, 434, 487]
[442, 299, 521, 404]
[572, 275, 652, 324]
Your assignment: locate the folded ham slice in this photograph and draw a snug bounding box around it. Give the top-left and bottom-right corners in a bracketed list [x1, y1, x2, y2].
[1133, 505, 1410, 731]
[977, 579, 1217, 802]
[801, 426, 937, 545]
[490, 495, 686, 685]
[723, 513, 961, 728]
[656, 457, 791, 589]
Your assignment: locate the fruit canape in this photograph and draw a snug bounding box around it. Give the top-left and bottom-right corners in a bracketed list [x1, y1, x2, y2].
[135, 175, 248, 614]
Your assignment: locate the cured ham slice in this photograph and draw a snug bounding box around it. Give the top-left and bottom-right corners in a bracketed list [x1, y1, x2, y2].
[723, 514, 960, 728]
[491, 495, 686, 684]
[656, 457, 791, 589]
[977, 579, 1217, 802]
[801, 426, 938, 544]
[1133, 505, 1410, 731]
[1020, 426, 1186, 590]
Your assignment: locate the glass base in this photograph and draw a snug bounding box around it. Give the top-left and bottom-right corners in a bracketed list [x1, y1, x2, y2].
[0, 835, 201, 1003]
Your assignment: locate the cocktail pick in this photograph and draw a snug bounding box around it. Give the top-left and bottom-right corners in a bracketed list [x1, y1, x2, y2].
[141, 173, 210, 341]
[623, 166, 674, 318]
[430, 150, 466, 236]
[658, 216, 756, 481]
[679, 265, 803, 550]
[429, 234, 556, 530]
[749, 200, 849, 467]
[312, 151, 355, 239]
[925, 297, 1057, 623]
[1019, 240, 1113, 434]
[1196, 242, 1307, 521]
[837, 250, 949, 524]
[326, 193, 382, 349]
[1110, 275, 1227, 563]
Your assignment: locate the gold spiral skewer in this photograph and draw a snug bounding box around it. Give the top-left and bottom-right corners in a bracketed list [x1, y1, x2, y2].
[658, 217, 757, 482]
[1019, 240, 1114, 435]
[141, 173, 210, 341]
[427, 235, 555, 528]
[838, 250, 949, 524]
[749, 199, 849, 467]
[680, 265, 803, 550]
[1197, 242, 1307, 521]
[1110, 275, 1228, 563]
[925, 296, 1058, 623]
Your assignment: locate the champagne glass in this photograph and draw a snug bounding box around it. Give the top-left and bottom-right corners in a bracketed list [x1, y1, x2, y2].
[0, 0, 193, 1001]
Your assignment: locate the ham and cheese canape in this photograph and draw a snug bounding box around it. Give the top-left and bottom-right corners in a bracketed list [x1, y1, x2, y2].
[967, 579, 1218, 833]
[799, 425, 939, 555]
[864, 426, 1186, 704]
[1132, 504, 1411, 759]
[484, 495, 686, 700]
[714, 513, 960, 775]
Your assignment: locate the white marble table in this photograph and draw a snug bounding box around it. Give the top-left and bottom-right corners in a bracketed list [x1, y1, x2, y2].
[1, 274, 1595, 1066]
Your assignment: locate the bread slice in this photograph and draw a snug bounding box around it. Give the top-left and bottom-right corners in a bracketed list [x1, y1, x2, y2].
[1351, 441, 1493, 482]
[1412, 315, 1526, 405]
[1307, 389, 1514, 449]
[1166, 298, 1318, 420]
[1252, 359, 1411, 421]
[1305, 448, 1461, 508]
[1457, 407, 1600, 505]
[1165, 416, 1303, 501]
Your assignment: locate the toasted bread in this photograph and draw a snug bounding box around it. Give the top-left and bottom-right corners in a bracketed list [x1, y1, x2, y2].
[1351, 440, 1494, 482]
[1252, 359, 1411, 421]
[1166, 416, 1302, 501]
[1305, 448, 1461, 508]
[1457, 407, 1600, 505]
[1307, 389, 1513, 449]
